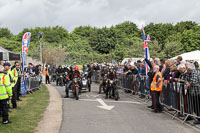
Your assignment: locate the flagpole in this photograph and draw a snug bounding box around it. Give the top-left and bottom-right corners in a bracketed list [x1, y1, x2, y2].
[38, 32, 44, 65]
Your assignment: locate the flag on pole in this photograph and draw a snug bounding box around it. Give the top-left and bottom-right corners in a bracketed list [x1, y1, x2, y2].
[142, 26, 151, 78]
[21, 32, 31, 96]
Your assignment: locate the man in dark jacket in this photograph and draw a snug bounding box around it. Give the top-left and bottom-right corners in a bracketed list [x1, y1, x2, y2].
[64, 65, 81, 98]
[144, 57, 156, 109]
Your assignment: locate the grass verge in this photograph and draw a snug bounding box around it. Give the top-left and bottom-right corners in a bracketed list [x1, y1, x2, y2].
[0, 84, 49, 133]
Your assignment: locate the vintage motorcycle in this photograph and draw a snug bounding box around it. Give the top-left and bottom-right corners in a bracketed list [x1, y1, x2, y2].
[81, 71, 91, 92]
[106, 79, 119, 101]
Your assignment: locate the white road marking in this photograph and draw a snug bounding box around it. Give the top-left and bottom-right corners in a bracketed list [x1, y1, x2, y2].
[92, 95, 99, 98]
[79, 99, 142, 104]
[96, 98, 115, 111]
[104, 100, 142, 104]
[80, 99, 97, 102]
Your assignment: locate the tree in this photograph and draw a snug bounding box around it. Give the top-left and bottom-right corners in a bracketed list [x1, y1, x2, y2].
[126, 40, 143, 58]
[42, 44, 65, 65]
[181, 29, 200, 52]
[163, 42, 183, 58]
[148, 40, 165, 59]
[89, 27, 117, 54]
[175, 21, 198, 33]
[0, 28, 13, 38]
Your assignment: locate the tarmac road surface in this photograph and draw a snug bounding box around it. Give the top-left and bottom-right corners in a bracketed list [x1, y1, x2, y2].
[54, 83, 199, 133]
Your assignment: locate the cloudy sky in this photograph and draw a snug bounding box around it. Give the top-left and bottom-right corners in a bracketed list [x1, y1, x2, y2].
[0, 0, 200, 34]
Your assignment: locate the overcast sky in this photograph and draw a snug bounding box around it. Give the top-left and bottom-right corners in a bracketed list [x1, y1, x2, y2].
[0, 0, 200, 34]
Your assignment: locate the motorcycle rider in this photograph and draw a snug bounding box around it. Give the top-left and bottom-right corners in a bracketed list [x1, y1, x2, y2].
[82, 65, 88, 72]
[63, 65, 70, 85]
[64, 65, 82, 98]
[56, 65, 64, 86]
[63, 65, 70, 73]
[99, 66, 108, 94]
[106, 67, 117, 99]
[87, 64, 93, 85]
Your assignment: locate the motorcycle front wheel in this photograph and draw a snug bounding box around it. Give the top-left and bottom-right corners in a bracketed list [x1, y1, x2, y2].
[114, 88, 119, 101]
[75, 87, 79, 100]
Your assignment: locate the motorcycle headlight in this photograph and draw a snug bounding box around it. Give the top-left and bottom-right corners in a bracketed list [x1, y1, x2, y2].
[73, 78, 78, 82]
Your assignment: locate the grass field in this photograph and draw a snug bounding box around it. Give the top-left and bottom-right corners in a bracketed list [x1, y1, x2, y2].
[0, 84, 49, 133]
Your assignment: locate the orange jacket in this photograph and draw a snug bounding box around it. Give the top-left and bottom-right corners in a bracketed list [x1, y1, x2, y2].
[75, 65, 79, 72]
[44, 68, 49, 76]
[151, 72, 163, 91]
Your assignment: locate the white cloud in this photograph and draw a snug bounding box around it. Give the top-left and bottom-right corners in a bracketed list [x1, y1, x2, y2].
[0, 0, 200, 34]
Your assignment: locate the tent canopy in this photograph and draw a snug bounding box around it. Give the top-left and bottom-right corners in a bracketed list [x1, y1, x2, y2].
[0, 47, 20, 61]
[171, 50, 200, 63]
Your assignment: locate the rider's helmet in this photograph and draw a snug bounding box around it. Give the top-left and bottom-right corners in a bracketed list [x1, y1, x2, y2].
[71, 65, 76, 71]
[109, 67, 113, 72]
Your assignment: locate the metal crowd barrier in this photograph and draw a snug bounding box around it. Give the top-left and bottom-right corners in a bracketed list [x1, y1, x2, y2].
[25, 75, 41, 92]
[91, 71, 100, 83]
[92, 70, 200, 122]
[161, 81, 200, 122]
[183, 84, 200, 121]
[92, 71, 150, 98]
[116, 73, 150, 98]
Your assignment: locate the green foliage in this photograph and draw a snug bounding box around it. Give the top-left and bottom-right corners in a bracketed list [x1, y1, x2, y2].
[163, 42, 183, 59]
[0, 27, 13, 38]
[0, 37, 21, 53]
[0, 21, 200, 64]
[149, 40, 165, 59]
[181, 29, 200, 52]
[89, 27, 117, 54]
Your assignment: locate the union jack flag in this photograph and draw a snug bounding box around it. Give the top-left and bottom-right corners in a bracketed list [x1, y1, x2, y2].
[142, 26, 151, 77]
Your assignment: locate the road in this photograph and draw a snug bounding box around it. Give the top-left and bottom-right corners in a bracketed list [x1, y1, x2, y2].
[54, 82, 199, 133]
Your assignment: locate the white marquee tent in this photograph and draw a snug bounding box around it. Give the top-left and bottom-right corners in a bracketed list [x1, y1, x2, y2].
[0, 47, 20, 61]
[171, 50, 200, 63]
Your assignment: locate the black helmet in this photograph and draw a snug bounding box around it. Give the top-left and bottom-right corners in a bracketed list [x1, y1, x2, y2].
[109, 67, 113, 70]
[103, 65, 107, 68]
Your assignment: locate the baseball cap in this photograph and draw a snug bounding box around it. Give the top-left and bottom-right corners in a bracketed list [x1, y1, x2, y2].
[3, 62, 11, 67]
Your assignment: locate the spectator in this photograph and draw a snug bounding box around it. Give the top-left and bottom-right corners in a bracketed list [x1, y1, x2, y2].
[35, 64, 41, 76]
[44, 65, 50, 84]
[176, 56, 183, 66]
[160, 59, 166, 75]
[117, 64, 123, 73]
[138, 64, 146, 98]
[24, 63, 33, 76]
[131, 65, 138, 75]
[162, 60, 173, 80]
[123, 64, 129, 72]
[194, 61, 199, 71]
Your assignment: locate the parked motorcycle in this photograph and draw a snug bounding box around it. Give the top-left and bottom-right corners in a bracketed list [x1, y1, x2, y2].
[81, 71, 91, 92]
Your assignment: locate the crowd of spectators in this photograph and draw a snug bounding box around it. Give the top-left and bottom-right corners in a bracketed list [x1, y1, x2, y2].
[89, 56, 200, 124]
